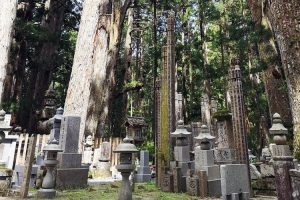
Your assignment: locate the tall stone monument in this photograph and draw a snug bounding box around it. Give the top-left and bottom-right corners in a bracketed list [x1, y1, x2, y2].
[56, 116, 88, 188]
[156, 13, 176, 187]
[228, 59, 249, 165]
[269, 113, 294, 200]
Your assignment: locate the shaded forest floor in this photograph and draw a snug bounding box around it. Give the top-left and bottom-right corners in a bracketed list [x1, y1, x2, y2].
[11, 182, 276, 200]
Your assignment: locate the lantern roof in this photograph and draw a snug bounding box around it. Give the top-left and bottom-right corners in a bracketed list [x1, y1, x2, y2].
[171, 120, 191, 138]
[114, 136, 138, 153]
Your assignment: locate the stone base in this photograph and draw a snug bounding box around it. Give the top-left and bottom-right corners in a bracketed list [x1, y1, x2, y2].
[37, 188, 56, 199]
[220, 164, 250, 198]
[208, 179, 221, 197]
[91, 161, 111, 178]
[226, 192, 250, 200]
[198, 165, 220, 181]
[56, 168, 88, 189]
[135, 174, 151, 182]
[57, 153, 82, 168]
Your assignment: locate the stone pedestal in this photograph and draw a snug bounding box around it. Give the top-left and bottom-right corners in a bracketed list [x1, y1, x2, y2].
[220, 164, 250, 199]
[172, 167, 186, 193]
[194, 147, 221, 197]
[56, 116, 88, 189]
[186, 170, 199, 196]
[135, 151, 151, 182]
[271, 145, 294, 200]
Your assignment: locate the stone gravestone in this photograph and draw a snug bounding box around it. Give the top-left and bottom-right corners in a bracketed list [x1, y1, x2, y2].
[220, 164, 250, 199]
[135, 150, 151, 182]
[56, 116, 88, 189]
[186, 170, 199, 196]
[90, 141, 111, 178]
[0, 112, 18, 169]
[161, 168, 173, 192]
[214, 115, 236, 164]
[194, 125, 221, 197]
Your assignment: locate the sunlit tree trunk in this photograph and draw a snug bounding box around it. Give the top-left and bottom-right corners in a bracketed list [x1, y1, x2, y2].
[64, 0, 131, 150]
[0, 0, 17, 106]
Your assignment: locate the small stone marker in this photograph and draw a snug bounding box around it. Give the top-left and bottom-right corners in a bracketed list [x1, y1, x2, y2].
[135, 150, 151, 182]
[186, 170, 199, 196]
[220, 164, 250, 199]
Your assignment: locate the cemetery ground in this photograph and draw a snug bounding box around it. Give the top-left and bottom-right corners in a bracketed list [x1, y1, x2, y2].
[10, 182, 273, 200]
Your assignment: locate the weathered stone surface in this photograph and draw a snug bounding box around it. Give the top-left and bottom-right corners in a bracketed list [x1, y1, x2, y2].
[14, 164, 38, 187]
[289, 169, 300, 199]
[59, 116, 80, 153]
[37, 189, 56, 199]
[194, 148, 214, 169]
[220, 164, 250, 198]
[135, 150, 151, 183]
[214, 149, 236, 164]
[174, 146, 190, 162]
[196, 170, 207, 198]
[252, 177, 276, 196]
[260, 164, 274, 177]
[172, 167, 186, 193]
[161, 174, 173, 192]
[207, 179, 221, 197]
[57, 153, 82, 168]
[249, 164, 262, 180]
[56, 168, 89, 189]
[200, 165, 220, 181]
[186, 175, 199, 196]
[177, 161, 190, 176]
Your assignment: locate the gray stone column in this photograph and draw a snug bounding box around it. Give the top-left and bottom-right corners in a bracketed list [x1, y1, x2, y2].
[269, 113, 294, 200]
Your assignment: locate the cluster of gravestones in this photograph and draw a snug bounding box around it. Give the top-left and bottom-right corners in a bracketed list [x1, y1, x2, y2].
[159, 120, 250, 199]
[157, 113, 300, 200]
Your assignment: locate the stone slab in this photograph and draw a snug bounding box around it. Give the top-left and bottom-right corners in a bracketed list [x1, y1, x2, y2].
[140, 150, 150, 166]
[135, 174, 151, 183]
[174, 146, 190, 162]
[172, 167, 186, 193]
[195, 148, 214, 169]
[186, 176, 199, 196]
[37, 188, 56, 199]
[177, 161, 190, 176]
[214, 149, 236, 164]
[199, 165, 220, 181]
[220, 164, 250, 197]
[137, 166, 151, 175]
[161, 174, 173, 192]
[57, 153, 82, 168]
[56, 167, 88, 189]
[59, 116, 80, 153]
[208, 179, 221, 197]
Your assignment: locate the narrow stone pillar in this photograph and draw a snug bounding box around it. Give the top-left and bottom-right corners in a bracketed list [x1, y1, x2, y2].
[157, 12, 176, 187]
[270, 113, 294, 200]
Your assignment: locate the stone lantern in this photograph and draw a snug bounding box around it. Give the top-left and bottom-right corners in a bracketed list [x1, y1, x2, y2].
[171, 120, 191, 146]
[37, 141, 62, 199]
[269, 113, 288, 145]
[194, 125, 215, 150]
[114, 136, 138, 200]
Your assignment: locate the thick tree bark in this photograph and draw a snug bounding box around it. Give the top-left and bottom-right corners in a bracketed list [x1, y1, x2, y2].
[264, 0, 300, 157]
[0, 0, 17, 106]
[248, 0, 292, 125]
[64, 0, 131, 150]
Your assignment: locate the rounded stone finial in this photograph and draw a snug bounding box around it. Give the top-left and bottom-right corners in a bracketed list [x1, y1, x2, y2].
[177, 120, 184, 126]
[269, 113, 288, 145]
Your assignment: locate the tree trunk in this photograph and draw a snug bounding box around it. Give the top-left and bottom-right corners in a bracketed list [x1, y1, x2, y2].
[19, 0, 66, 131]
[64, 0, 131, 150]
[110, 7, 133, 137]
[248, 0, 292, 125]
[0, 0, 17, 106]
[264, 0, 300, 157]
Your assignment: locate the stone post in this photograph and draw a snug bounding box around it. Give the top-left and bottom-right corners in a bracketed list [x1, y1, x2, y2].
[157, 12, 176, 187]
[269, 113, 294, 200]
